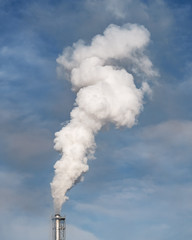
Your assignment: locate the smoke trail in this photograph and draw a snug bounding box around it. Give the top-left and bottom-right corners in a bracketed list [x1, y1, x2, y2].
[51, 23, 156, 213]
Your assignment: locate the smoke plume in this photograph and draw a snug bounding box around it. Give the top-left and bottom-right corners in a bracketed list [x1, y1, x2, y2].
[51, 23, 156, 213]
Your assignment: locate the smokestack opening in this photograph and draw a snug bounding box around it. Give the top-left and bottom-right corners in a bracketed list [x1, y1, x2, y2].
[52, 214, 66, 240]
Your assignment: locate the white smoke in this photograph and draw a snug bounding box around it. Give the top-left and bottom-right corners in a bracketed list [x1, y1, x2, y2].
[51, 23, 156, 213]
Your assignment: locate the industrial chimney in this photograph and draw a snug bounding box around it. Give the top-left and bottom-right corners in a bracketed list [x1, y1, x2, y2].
[52, 214, 66, 240]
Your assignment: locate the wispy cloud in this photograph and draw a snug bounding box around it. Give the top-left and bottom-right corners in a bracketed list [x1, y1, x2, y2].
[72, 177, 192, 239]
[0, 0, 192, 239]
[0, 169, 50, 213]
[67, 225, 99, 240]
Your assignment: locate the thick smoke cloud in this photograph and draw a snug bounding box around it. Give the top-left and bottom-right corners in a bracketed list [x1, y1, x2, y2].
[51, 23, 156, 213]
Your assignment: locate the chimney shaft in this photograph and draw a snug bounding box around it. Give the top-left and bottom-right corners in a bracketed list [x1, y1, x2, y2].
[52, 214, 66, 240]
[55, 214, 60, 240]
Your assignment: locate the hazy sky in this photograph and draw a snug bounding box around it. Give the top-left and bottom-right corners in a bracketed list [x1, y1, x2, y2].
[0, 0, 192, 239]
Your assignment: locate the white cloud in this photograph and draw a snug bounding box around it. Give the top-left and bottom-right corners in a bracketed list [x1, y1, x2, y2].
[72, 177, 192, 239]
[85, 0, 174, 32]
[4, 128, 52, 160]
[67, 225, 99, 240]
[116, 120, 192, 167]
[68, 120, 192, 238]
[141, 120, 192, 142]
[0, 0, 192, 239]
[0, 169, 53, 240]
[0, 169, 50, 213]
[0, 211, 50, 240]
[0, 170, 26, 211]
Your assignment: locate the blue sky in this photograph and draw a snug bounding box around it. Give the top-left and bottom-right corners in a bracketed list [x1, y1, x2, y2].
[0, 0, 192, 239]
